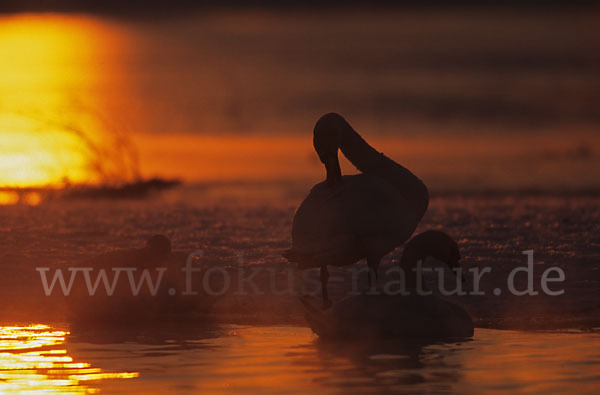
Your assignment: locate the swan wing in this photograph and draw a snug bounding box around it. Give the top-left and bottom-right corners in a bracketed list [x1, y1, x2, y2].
[289, 175, 418, 265]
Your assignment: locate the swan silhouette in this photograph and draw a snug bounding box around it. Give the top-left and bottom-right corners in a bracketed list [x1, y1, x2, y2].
[284, 113, 429, 308]
[301, 230, 473, 339]
[66, 235, 206, 324]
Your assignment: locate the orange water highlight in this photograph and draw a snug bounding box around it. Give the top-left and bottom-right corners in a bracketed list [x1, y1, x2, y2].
[0, 324, 138, 393]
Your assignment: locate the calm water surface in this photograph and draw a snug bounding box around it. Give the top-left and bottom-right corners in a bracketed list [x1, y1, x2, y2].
[1, 324, 598, 394]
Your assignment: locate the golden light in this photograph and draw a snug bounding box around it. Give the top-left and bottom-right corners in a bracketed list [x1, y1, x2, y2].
[0, 324, 138, 394]
[0, 191, 20, 205]
[0, 114, 92, 187]
[0, 15, 97, 85]
[0, 14, 123, 188]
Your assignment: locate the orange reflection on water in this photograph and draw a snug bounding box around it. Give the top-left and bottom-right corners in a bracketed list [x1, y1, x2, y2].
[0, 191, 20, 205]
[0, 325, 138, 394]
[0, 191, 42, 206]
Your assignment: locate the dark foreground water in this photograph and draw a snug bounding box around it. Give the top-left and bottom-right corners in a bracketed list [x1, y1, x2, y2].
[1, 324, 599, 394]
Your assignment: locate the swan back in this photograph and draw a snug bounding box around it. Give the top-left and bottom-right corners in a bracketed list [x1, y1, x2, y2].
[288, 174, 419, 268]
[315, 113, 429, 220]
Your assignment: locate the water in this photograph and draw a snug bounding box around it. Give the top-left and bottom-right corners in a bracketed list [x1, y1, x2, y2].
[1, 183, 598, 328]
[0, 182, 599, 394]
[1, 324, 599, 394]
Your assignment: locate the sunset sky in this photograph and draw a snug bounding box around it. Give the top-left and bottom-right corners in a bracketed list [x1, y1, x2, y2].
[1, 5, 599, 190]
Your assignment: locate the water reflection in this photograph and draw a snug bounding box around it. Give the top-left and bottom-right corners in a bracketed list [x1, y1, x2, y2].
[0, 324, 138, 394]
[68, 322, 222, 348]
[1, 324, 598, 393]
[0, 190, 43, 206]
[312, 336, 467, 391]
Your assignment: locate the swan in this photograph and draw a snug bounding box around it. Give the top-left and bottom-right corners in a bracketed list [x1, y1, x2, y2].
[301, 230, 474, 339]
[284, 113, 429, 308]
[66, 235, 201, 323]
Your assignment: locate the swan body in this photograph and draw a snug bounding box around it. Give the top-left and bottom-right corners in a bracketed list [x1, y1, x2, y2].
[300, 230, 472, 339]
[66, 235, 204, 323]
[285, 113, 429, 306]
[289, 173, 420, 270]
[302, 293, 474, 339]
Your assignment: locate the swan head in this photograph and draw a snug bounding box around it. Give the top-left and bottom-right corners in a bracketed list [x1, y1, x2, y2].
[402, 230, 463, 279]
[314, 113, 349, 186]
[144, 234, 172, 259]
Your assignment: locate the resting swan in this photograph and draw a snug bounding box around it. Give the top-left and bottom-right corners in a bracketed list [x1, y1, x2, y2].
[284, 113, 429, 307]
[66, 235, 202, 324]
[301, 230, 474, 339]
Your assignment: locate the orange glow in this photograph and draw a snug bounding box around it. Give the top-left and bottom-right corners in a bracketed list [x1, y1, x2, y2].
[2, 15, 598, 191]
[0, 15, 126, 188]
[134, 130, 600, 191]
[0, 115, 92, 187]
[0, 191, 20, 205]
[0, 324, 138, 393]
[22, 191, 42, 206]
[0, 190, 42, 206]
[0, 15, 99, 85]
[433, 330, 600, 393]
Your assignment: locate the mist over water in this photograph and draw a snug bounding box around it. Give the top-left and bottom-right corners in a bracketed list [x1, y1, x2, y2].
[1, 184, 598, 331]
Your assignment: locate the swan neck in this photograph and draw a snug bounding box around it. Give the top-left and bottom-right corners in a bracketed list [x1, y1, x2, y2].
[338, 126, 379, 170]
[325, 154, 342, 186]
